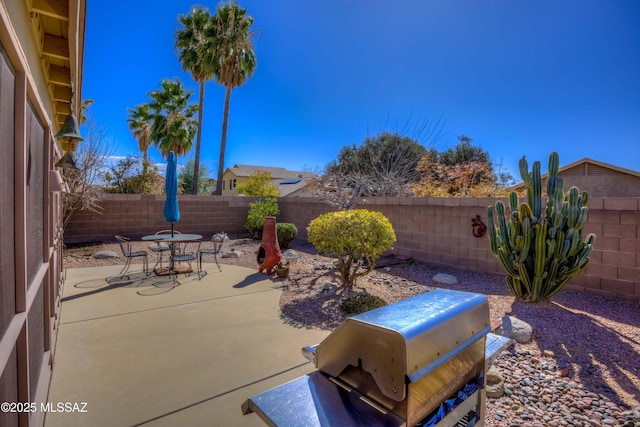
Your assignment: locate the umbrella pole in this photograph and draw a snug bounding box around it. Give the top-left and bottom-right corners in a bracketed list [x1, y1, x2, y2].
[171, 223, 174, 237]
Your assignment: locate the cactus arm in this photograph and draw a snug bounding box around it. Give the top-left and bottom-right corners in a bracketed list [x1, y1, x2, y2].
[487, 205, 499, 254]
[531, 161, 542, 221]
[519, 156, 530, 185]
[505, 275, 520, 296]
[509, 192, 519, 213]
[497, 248, 519, 277]
[496, 202, 512, 252]
[548, 152, 560, 176]
[534, 221, 547, 281]
[518, 217, 531, 263]
[517, 263, 533, 298]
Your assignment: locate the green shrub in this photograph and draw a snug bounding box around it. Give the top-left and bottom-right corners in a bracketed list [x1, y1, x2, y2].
[307, 209, 396, 287]
[277, 223, 298, 249]
[340, 294, 387, 315]
[245, 197, 280, 236]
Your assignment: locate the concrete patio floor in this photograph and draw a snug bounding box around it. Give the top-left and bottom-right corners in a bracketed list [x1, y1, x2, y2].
[45, 263, 330, 427]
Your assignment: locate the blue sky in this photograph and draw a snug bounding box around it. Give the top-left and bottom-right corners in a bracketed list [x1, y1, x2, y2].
[83, 0, 640, 179]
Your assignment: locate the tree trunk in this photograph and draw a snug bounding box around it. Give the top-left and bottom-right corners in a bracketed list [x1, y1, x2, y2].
[215, 85, 233, 195]
[193, 80, 205, 195]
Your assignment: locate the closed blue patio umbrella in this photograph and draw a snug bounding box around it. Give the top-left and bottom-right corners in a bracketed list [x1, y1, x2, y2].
[163, 151, 180, 236]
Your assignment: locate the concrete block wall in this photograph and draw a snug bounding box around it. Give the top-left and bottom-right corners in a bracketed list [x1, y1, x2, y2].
[569, 197, 640, 299]
[281, 196, 640, 299]
[65, 195, 640, 299]
[64, 194, 256, 243]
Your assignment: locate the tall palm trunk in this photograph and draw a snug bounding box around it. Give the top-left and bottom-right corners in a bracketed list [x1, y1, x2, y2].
[192, 80, 205, 194]
[215, 85, 233, 195]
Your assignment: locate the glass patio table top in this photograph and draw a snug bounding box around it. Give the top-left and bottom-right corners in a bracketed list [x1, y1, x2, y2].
[141, 233, 202, 242]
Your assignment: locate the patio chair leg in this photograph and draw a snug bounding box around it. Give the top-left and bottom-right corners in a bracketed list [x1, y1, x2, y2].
[119, 258, 132, 276]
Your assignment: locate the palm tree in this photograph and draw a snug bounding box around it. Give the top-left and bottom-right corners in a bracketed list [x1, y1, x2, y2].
[175, 6, 218, 194]
[148, 78, 199, 158]
[212, 1, 257, 195]
[127, 103, 154, 165]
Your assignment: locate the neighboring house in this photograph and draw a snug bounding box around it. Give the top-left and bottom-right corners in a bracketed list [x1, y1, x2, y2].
[1, 1, 86, 426]
[511, 158, 640, 197]
[221, 164, 316, 197]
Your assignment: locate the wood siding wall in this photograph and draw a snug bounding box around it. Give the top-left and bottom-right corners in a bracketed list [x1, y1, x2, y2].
[0, 4, 66, 425]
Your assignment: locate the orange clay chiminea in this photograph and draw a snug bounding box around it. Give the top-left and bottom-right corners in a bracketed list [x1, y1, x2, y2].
[257, 217, 282, 274]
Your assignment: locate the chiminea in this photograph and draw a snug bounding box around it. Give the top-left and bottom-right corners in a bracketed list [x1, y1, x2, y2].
[257, 217, 282, 274]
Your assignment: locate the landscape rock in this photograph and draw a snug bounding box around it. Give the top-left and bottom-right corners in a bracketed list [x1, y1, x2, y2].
[499, 316, 533, 343]
[433, 273, 458, 285]
[222, 249, 241, 258]
[486, 366, 505, 398]
[282, 249, 298, 260]
[148, 242, 169, 251]
[319, 282, 337, 296]
[93, 250, 118, 259]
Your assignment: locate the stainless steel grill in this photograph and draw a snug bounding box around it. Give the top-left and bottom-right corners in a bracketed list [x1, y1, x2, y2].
[243, 289, 511, 427]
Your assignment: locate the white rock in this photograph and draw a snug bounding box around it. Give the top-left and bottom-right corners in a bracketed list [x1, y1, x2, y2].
[282, 249, 298, 260]
[433, 273, 458, 285]
[221, 249, 241, 258]
[499, 316, 533, 343]
[93, 250, 118, 259]
[148, 242, 169, 251]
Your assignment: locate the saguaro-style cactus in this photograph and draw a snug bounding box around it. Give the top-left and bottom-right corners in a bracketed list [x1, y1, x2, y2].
[487, 152, 596, 302]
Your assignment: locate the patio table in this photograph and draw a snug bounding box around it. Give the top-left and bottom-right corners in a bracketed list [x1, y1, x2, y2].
[142, 233, 202, 275]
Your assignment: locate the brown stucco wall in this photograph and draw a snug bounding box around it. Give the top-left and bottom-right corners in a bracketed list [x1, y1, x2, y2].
[65, 195, 640, 300]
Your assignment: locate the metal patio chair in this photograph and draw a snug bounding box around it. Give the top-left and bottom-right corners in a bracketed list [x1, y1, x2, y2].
[148, 229, 181, 268]
[198, 232, 226, 278]
[115, 235, 148, 277]
[169, 240, 201, 283]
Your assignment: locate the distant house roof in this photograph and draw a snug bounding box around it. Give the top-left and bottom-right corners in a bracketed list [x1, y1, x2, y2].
[559, 158, 640, 178]
[510, 157, 640, 197]
[225, 164, 309, 180]
[224, 164, 317, 197]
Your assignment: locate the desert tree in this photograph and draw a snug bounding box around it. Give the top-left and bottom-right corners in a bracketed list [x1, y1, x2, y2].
[236, 171, 280, 197]
[61, 118, 113, 230]
[316, 132, 426, 209]
[413, 135, 514, 197]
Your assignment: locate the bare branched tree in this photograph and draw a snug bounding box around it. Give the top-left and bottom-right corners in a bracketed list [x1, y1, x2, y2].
[379, 110, 447, 147]
[62, 120, 114, 230]
[312, 171, 372, 210]
[315, 132, 424, 208]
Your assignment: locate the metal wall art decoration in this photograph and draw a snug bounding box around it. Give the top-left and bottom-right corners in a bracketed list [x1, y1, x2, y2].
[471, 214, 487, 237]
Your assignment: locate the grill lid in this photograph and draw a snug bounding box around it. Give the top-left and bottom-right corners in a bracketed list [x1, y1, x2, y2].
[314, 289, 491, 401]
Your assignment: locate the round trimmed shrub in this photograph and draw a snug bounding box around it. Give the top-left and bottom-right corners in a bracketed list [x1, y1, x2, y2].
[276, 223, 298, 249]
[340, 294, 387, 315]
[307, 209, 396, 287]
[245, 197, 279, 236]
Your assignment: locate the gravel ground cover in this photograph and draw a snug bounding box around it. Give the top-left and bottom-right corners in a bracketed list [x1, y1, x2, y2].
[64, 236, 640, 426]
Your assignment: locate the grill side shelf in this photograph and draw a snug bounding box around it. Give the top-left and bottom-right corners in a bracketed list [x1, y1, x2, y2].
[485, 333, 512, 367]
